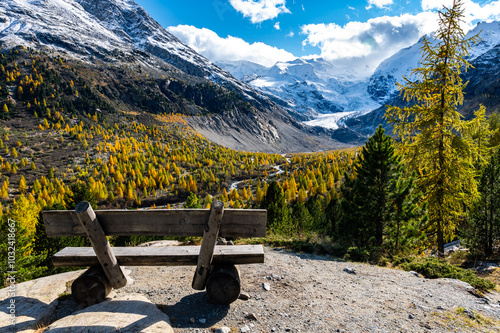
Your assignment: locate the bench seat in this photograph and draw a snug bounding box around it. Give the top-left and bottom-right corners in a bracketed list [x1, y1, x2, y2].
[52, 244, 265, 267]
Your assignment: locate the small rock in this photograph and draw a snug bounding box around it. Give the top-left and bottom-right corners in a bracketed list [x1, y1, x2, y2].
[437, 305, 446, 310]
[463, 309, 476, 320]
[240, 325, 251, 332]
[409, 271, 420, 277]
[190, 317, 196, 323]
[245, 313, 258, 321]
[263, 283, 271, 291]
[217, 238, 228, 245]
[199, 318, 206, 324]
[343, 267, 356, 275]
[239, 292, 250, 300]
[215, 327, 231, 333]
[409, 314, 415, 319]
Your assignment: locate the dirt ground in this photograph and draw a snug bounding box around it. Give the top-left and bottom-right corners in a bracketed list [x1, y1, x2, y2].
[114, 246, 500, 333]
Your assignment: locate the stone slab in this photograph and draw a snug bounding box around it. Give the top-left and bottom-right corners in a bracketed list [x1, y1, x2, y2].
[0, 270, 85, 333]
[44, 293, 174, 333]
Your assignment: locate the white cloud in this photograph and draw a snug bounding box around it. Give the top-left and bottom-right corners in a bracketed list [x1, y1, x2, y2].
[366, 0, 394, 9]
[286, 30, 295, 37]
[274, 21, 281, 30]
[167, 25, 295, 67]
[229, 0, 291, 23]
[421, 0, 500, 29]
[301, 12, 438, 69]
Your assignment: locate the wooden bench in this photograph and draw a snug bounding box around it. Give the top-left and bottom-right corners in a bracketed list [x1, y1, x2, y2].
[42, 200, 266, 306]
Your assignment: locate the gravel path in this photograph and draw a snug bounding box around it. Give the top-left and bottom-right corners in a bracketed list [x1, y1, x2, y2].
[115, 247, 500, 333]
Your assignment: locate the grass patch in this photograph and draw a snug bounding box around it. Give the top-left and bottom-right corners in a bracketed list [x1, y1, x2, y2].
[393, 256, 495, 292]
[431, 307, 500, 332]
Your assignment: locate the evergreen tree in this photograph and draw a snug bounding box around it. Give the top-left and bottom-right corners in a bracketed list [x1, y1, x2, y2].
[261, 181, 291, 234]
[465, 149, 500, 255]
[66, 181, 96, 209]
[184, 192, 202, 208]
[337, 125, 426, 252]
[385, 0, 482, 253]
[292, 201, 313, 233]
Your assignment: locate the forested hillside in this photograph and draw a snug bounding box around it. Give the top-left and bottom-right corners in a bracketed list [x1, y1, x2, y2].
[0, 46, 358, 283]
[1, 1, 500, 291]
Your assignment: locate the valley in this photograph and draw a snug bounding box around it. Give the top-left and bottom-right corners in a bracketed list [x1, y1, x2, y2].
[1, 4, 500, 330]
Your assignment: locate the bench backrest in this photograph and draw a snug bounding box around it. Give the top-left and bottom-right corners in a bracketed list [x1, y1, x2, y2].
[42, 208, 267, 238]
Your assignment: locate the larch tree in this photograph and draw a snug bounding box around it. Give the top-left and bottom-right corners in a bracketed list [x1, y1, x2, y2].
[385, 0, 483, 253]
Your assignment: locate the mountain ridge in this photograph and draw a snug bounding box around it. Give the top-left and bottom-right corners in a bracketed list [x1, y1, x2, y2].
[0, 0, 352, 152]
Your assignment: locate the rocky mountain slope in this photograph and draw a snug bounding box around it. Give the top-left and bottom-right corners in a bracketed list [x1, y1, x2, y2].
[217, 21, 500, 136]
[345, 21, 500, 136]
[218, 57, 380, 123]
[0, 0, 347, 152]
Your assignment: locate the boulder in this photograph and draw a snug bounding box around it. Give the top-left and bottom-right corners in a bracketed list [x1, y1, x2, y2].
[0, 270, 85, 333]
[44, 293, 174, 332]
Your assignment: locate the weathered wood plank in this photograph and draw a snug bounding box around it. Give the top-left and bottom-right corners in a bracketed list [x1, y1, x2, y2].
[192, 201, 224, 290]
[43, 209, 267, 238]
[52, 245, 265, 267]
[75, 201, 127, 289]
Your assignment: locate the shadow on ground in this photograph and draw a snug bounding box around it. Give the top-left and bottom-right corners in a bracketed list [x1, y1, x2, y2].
[160, 291, 230, 329]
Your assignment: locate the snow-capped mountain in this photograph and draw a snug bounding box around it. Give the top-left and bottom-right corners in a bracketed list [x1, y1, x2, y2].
[0, 0, 355, 152]
[344, 20, 500, 137]
[0, 0, 257, 94]
[217, 20, 500, 132]
[218, 57, 381, 123]
[368, 21, 500, 104]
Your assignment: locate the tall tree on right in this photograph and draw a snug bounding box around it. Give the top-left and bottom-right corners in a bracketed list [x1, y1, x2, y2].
[385, 0, 484, 254]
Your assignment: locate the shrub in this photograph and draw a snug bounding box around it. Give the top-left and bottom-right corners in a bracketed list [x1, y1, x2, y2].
[397, 256, 495, 292]
[344, 246, 370, 262]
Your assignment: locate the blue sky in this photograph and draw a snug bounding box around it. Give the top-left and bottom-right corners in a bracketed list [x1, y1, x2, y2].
[135, 0, 500, 69]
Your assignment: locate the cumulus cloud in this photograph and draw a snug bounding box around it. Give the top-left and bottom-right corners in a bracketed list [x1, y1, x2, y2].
[301, 12, 438, 69]
[366, 0, 394, 10]
[274, 22, 281, 30]
[167, 25, 295, 67]
[229, 0, 291, 23]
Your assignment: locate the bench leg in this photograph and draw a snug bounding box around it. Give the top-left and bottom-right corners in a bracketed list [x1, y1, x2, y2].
[71, 265, 112, 307]
[206, 264, 241, 305]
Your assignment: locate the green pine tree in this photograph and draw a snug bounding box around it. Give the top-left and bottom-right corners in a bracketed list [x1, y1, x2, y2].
[385, 0, 483, 253]
[184, 192, 202, 208]
[338, 125, 427, 252]
[465, 149, 500, 255]
[261, 181, 291, 235]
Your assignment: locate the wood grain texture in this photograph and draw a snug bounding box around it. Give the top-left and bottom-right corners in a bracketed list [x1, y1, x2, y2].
[71, 265, 112, 307]
[43, 209, 267, 238]
[192, 200, 224, 290]
[206, 264, 241, 305]
[51, 245, 265, 267]
[75, 201, 127, 289]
